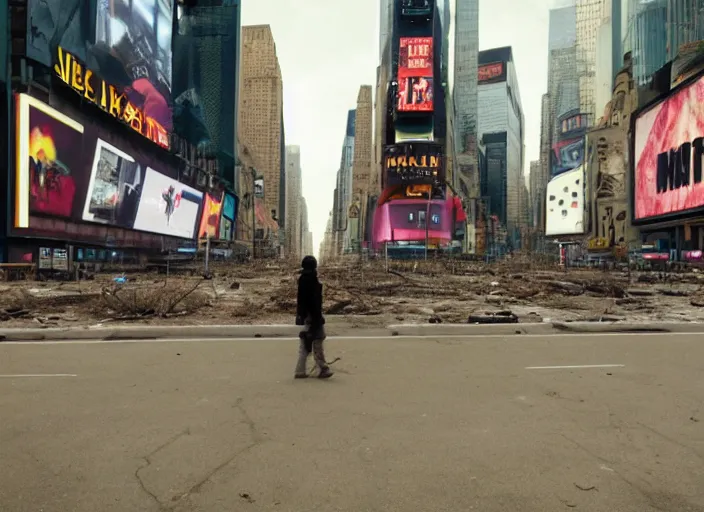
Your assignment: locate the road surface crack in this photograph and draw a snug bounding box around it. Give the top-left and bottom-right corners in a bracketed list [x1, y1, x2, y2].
[134, 428, 191, 509]
[171, 398, 264, 505]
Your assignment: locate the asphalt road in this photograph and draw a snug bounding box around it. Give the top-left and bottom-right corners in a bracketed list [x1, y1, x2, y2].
[1, 332, 704, 512]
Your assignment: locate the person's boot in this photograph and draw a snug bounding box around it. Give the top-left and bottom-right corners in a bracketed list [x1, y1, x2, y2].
[318, 367, 334, 379]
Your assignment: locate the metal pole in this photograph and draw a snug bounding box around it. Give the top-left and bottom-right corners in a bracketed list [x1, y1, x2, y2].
[385, 241, 389, 272]
[425, 194, 430, 261]
[251, 169, 256, 259]
[204, 236, 210, 274]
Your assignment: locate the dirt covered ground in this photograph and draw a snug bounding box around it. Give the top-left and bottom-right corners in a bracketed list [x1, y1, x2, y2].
[1, 257, 704, 329]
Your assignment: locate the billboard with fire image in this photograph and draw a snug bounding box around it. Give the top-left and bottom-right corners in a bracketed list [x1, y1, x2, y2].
[397, 37, 434, 113]
[198, 193, 224, 240]
[15, 94, 85, 229]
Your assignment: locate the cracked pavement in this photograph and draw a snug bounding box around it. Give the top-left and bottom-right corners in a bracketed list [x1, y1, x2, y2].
[1, 332, 704, 511]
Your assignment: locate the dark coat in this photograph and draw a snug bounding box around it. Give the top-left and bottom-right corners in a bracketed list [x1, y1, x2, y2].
[296, 269, 325, 329]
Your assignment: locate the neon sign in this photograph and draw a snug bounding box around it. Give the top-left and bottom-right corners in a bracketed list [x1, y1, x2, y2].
[53, 47, 169, 149]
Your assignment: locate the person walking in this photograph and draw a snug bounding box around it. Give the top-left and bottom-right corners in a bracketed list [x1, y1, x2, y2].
[294, 255, 333, 379]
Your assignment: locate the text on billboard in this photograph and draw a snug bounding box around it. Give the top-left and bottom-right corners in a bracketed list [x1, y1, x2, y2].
[53, 47, 168, 149]
[656, 138, 704, 193]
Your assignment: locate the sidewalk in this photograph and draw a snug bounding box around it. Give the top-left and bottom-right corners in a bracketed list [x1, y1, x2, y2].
[1, 320, 703, 342]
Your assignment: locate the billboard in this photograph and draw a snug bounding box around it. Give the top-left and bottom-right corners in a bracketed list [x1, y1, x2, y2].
[397, 37, 434, 113]
[16, 94, 85, 228]
[94, 0, 173, 126]
[551, 137, 585, 177]
[478, 62, 506, 84]
[634, 73, 704, 222]
[133, 169, 203, 239]
[83, 139, 142, 228]
[15, 93, 203, 242]
[384, 142, 444, 186]
[198, 193, 223, 240]
[545, 166, 585, 236]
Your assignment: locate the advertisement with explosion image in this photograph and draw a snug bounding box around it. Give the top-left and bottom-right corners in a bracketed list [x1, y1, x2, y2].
[198, 193, 223, 240]
[16, 94, 85, 229]
[634, 73, 704, 222]
[94, 0, 173, 128]
[397, 37, 434, 113]
[82, 139, 142, 228]
[133, 168, 203, 239]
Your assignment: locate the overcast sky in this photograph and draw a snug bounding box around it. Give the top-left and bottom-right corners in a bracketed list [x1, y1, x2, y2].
[241, 0, 569, 255]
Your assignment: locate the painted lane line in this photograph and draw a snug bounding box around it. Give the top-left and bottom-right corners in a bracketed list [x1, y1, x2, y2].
[0, 374, 77, 378]
[525, 364, 625, 370]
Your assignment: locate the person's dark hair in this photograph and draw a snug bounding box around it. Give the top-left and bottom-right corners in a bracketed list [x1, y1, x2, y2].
[301, 255, 317, 270]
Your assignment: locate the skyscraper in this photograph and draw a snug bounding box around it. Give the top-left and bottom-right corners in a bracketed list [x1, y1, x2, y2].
[622, 0, 668, 86]
[666, 0, 704, 59]
[239, 25, 284, 231]
[577, 0, 610, 119]
[172, 0, 241, 187]
[285, 146, 302, 258]
[334, 110, 356, 254]
[477, 46, 525, 249]
[549, 5, 580, 143]
[452, 0, 480, 202]
[350, 85, 373, 251]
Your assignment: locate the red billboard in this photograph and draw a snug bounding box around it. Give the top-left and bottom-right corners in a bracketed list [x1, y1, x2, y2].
[634, 74, 704, 221]
[478, 62, 505, 84]
[397, 37, 434, 113]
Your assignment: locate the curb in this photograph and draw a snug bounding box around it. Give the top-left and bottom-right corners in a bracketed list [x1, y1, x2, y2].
[1, 322, 702, 342]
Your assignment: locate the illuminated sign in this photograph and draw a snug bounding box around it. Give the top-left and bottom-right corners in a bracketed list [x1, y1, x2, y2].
[384, 143, 444, 186]
[397, 37, 434, 113]
[53, 47, 169, 149]
[478, 62, 505, 83]
[634, 74, 704, 221]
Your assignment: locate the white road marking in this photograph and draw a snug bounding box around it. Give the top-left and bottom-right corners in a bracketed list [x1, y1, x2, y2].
[0, 331, 699, 346]
[525, 364, 625, 370]
[0, 374, 77, 378]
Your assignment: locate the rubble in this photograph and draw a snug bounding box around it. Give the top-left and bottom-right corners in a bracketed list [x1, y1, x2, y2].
[0, 259, 702, 328]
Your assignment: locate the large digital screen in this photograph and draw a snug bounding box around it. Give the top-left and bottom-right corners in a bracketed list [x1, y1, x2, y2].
[15, 94, 85, 228]
[551, 138, 585, 177]
[478, 62, 505, 84]
[94, 0, 173, 130]
[198, 193, 223, 240]
[545, 166, 585, 236]
[83, 139, 142, 228]
[397, 37, 434, 113]
[634, 74, 704, 221]
[384, 142, 444, 186]
[133, 168, 203, 239]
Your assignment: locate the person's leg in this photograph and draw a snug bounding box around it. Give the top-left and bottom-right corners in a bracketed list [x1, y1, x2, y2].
[295, 339, 310, 378]
[312, 329, 333, 379]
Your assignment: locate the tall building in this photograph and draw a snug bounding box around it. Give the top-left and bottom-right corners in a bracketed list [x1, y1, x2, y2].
[529, 160, 541, 229]
[350, 85, 373, 252]
[452, 0, 480, 202]
[577, 0, 609, 119]
[172, 0, 242, 188]
[334, 110, 356, 255]
[537, 93, 552, 237]
[477, 47, 525, 249]
[379, 0, 392, 59]
[285, 146, 302, 258]
[548, 5, 580, 144]
[666, 0, 704, 59]
[299, 197, 312, 257]
[622, 0, 668, 86]
[239, 25, 284, 232]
